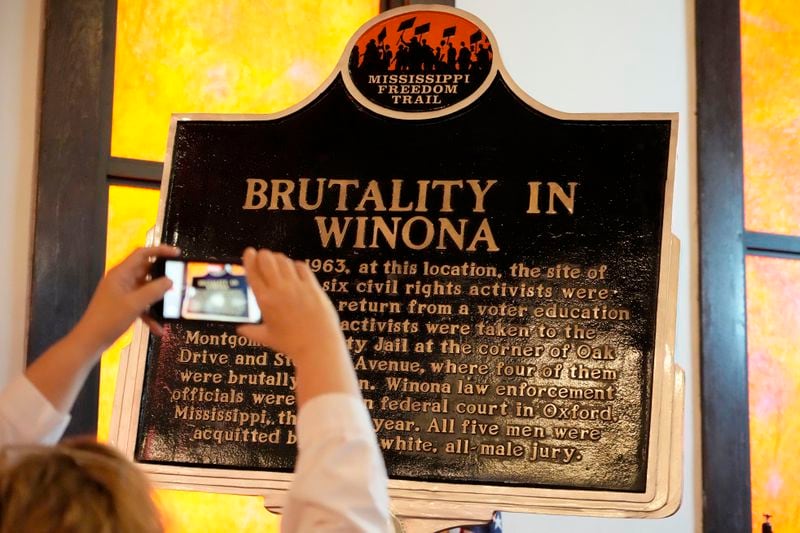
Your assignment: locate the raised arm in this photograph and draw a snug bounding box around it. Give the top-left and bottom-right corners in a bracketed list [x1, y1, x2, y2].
[237, 248, 391, 532]
[27, 244, 179, 412]
[237, 248, 359, 407]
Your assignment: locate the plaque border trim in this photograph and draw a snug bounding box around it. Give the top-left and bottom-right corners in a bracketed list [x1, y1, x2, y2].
[109, 4, 684, 521]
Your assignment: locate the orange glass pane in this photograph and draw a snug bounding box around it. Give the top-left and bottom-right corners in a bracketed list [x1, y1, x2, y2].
[112, 0, 379, 162]
[741, 1, 800, 236]
[747, 255, 800, 532]
[103, 185, 280, 533]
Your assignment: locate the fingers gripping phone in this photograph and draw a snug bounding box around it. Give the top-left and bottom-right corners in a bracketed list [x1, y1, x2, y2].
[150, 258, 261, 324]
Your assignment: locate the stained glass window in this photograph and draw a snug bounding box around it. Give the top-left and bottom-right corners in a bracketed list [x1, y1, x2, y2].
[741, 1, 800, 237]
[741, 3, 800, 532]
[112, 0, 378, 162]
[746, 255, 800, 532]
[104, 2, 379, 530]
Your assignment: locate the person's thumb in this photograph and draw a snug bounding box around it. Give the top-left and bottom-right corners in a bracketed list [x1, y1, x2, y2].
[133, 277, 173, 309]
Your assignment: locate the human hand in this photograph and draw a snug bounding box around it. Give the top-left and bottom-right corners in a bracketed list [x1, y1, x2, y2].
[71, 245, 180, 353]
[236, 248, 347, 370]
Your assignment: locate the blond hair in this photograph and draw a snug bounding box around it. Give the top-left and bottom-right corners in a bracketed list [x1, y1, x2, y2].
[0, 438, 163, 533]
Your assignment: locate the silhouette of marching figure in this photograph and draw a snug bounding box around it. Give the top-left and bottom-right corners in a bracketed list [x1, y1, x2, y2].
[457, 41, 472, 72]
[400, 35, 423, 71]
[446, 42, 457, 72]
[380, 44, 393, 71]
[362, 38, 384, 74]
[349, 45, 360, 73]
[435, 40, 448, 72]
[475, 43, 491, 73]
[395, 44, 409, 71]
[421, 39, 435, 71]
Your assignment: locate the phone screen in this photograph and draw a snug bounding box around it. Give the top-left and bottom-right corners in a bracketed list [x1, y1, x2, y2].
[161, 260, 261, 323]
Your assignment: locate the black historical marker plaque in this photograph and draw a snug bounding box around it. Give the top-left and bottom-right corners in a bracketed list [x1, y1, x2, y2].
[111, 5, 683, 521]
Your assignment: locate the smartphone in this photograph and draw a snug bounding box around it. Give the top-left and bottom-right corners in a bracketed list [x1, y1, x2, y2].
[150, 258, 261, 324]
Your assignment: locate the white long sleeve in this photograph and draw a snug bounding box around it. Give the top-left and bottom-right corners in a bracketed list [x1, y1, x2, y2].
[0, 374, 70, 446]
[281, 393, 391, 533]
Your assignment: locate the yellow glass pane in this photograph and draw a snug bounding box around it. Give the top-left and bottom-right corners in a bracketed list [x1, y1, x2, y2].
[112, 0, 379, 161]
[103, 184, 279, 533]
[747, 255, 800, 532]
[99, 185, 161, 442]
[741, 1, 800, 236]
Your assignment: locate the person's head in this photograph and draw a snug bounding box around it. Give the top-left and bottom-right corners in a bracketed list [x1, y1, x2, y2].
[0, 439, 162, 533]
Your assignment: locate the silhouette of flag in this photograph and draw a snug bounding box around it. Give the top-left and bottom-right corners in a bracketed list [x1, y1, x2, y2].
[397, 17, 416, 31]
[469, 30, 483, 44]
[377, 26, 387, 43]
[414, 22, 431, 35]
[442, 26, 456, 38]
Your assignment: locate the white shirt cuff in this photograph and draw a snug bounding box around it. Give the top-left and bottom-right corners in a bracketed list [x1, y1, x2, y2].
[296, 393, 374, 449]
[0, 374, 71, 445]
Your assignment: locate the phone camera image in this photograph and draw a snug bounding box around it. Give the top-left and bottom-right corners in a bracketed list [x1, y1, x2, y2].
[160, 259, 261, 324]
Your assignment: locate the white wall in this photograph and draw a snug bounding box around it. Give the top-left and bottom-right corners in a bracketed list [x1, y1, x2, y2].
[0, 0, 45, 385]
[456, 1, 699, 531]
